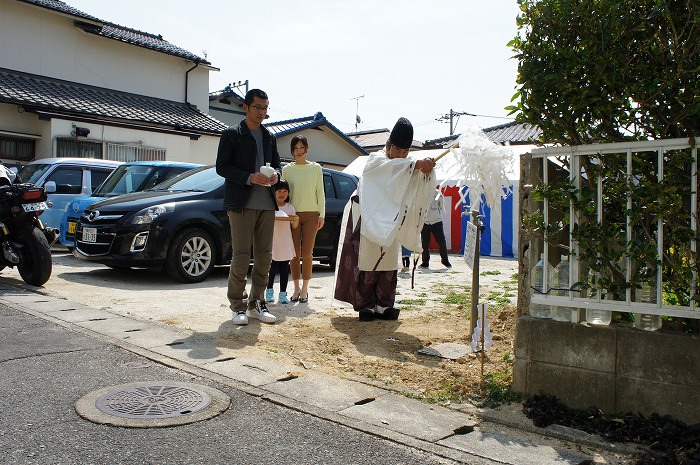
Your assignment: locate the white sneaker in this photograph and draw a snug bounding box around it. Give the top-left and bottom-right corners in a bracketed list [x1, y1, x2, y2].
[247, 300, 277, 324]
[233, 310, 248, 325]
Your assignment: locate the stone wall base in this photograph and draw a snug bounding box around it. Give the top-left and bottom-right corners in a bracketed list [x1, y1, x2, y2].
[513, 316, 700, 425]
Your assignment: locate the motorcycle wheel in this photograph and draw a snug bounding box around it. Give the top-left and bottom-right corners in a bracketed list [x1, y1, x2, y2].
[17, 226, 52, 286]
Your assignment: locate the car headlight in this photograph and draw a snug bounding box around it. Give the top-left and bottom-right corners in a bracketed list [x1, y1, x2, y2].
[131, 203, 175, 224]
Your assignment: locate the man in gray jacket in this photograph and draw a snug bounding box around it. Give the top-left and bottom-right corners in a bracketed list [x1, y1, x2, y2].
[216, 89, 280, 325]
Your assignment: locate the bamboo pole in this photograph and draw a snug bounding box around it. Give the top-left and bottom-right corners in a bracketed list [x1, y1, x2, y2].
[432, 143, 460, 163]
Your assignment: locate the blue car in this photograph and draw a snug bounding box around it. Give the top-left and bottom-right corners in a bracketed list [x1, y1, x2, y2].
[60, 160, 200, 248]
[17, 158, 123, 236]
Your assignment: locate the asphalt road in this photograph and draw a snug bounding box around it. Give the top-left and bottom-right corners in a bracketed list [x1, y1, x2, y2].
[0, 301, 463, 465]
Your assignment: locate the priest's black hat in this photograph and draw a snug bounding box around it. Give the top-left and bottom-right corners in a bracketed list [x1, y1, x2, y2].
[388, 117, 413, 149]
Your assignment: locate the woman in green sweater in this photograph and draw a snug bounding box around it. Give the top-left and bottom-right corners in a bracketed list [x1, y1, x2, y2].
[282, 135, 325, 302]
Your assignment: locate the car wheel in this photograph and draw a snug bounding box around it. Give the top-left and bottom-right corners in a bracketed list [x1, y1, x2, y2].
[166, 228, 215, 283]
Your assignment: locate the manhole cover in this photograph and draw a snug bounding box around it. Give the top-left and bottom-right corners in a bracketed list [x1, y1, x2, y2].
[76, 381, 230, 428]
[96, 384, 211, 419]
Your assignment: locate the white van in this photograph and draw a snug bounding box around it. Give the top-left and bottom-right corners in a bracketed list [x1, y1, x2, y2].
[17, 158, 122, 235]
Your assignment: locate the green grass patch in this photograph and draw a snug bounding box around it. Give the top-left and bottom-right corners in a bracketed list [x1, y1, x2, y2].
[472, 352, 522, 408]
[404, 352, 522, 408]
[442, 291, 471, 306]
[484, 291, 513, 311]
[413, 379, 469, 404]
[481, 270, 502, 276]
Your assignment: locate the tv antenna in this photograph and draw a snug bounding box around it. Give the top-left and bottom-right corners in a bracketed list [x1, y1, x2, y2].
[351, 95, 364, 132]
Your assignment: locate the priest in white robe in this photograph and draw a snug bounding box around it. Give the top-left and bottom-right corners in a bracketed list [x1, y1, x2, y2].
[334, 118, 436, 321]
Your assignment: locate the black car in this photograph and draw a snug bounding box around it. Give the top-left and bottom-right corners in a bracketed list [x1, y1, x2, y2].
[73, 165, 357, 283]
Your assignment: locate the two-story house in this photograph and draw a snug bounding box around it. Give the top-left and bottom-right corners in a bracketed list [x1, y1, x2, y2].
[0, 0, 227, 167]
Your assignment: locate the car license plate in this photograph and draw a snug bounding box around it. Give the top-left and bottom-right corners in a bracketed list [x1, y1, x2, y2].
[83, 227, 97, 243]
[68, 221, 76, 234]
[22, 201, 48, 212]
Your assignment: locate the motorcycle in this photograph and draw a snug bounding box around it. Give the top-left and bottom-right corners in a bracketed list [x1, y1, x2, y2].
[0, 166, 57, 286]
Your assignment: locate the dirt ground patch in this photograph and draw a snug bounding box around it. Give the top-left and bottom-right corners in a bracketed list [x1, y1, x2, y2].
[262, 302, 518, 403]
[3, 251, 520, 404]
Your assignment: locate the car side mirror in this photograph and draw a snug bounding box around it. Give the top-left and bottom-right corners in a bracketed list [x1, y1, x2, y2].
[44, 181, 57, 193]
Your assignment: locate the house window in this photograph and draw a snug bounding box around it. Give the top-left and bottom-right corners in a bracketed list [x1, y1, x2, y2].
[0, 135, 35, 162]
[104, 143, 165, 162]
[57, 138, 103, 158]
[55, 139, 166, 162]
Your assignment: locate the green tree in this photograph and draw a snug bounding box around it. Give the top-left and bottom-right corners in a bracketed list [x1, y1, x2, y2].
[509, 0, 700, 145]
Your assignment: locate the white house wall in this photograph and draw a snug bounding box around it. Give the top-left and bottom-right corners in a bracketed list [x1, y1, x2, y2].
[276, 128, 359, 169]
[1, 1, 211, 111]
[43, 118, 219, 164]
[0, 105, 44, 138]
[187, 136, 220, 165]
[209, 103, 245, 128]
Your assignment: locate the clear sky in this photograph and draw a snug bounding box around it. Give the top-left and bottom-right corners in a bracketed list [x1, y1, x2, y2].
[66, 0, 522, 141]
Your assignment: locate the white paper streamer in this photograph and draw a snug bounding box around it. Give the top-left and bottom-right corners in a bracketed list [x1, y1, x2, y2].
[470, 304, 493, 353]
[437, 126, 514, 210]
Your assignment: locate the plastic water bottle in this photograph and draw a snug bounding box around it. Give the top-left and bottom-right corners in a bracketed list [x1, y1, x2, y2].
[551, 257, 572, 322]
[634, 281, 662, 331]
[586, 307, 611, 325]
[529, 254, 552, 318]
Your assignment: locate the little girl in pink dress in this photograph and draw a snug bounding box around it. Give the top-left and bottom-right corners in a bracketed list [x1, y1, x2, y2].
[266, 179, 299, 304]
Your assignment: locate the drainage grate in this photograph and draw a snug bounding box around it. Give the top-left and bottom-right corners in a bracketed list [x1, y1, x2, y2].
[95, 384, 211, 419]
[76, 381, 230, 428]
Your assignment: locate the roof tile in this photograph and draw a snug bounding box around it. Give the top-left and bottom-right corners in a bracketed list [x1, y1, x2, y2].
[0, 68, 227, 134]
[423, 122, 542, 148]
[266, 113, 367, 155]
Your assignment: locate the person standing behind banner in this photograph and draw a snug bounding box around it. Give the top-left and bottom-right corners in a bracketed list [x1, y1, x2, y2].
[401, 246, 411, 273]
[420, 189, 452, 269]
[216, 88, 280, 326]
[282, 135, 325, 303]
[334, 117, 436, 322]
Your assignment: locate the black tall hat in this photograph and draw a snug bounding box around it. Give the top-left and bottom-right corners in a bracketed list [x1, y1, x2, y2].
[388, 117, 413, 149]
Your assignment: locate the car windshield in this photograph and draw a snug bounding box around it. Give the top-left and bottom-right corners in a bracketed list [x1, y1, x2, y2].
[17, 164, 52, 184]
[149, 166, 222, 192]
[94, 164, 169, 197]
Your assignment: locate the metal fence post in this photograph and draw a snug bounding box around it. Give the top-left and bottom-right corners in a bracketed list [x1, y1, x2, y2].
[470, 210, 483, 341]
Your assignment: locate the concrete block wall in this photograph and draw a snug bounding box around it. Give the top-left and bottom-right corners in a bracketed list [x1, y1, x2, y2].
[513, 316, 700, 425]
